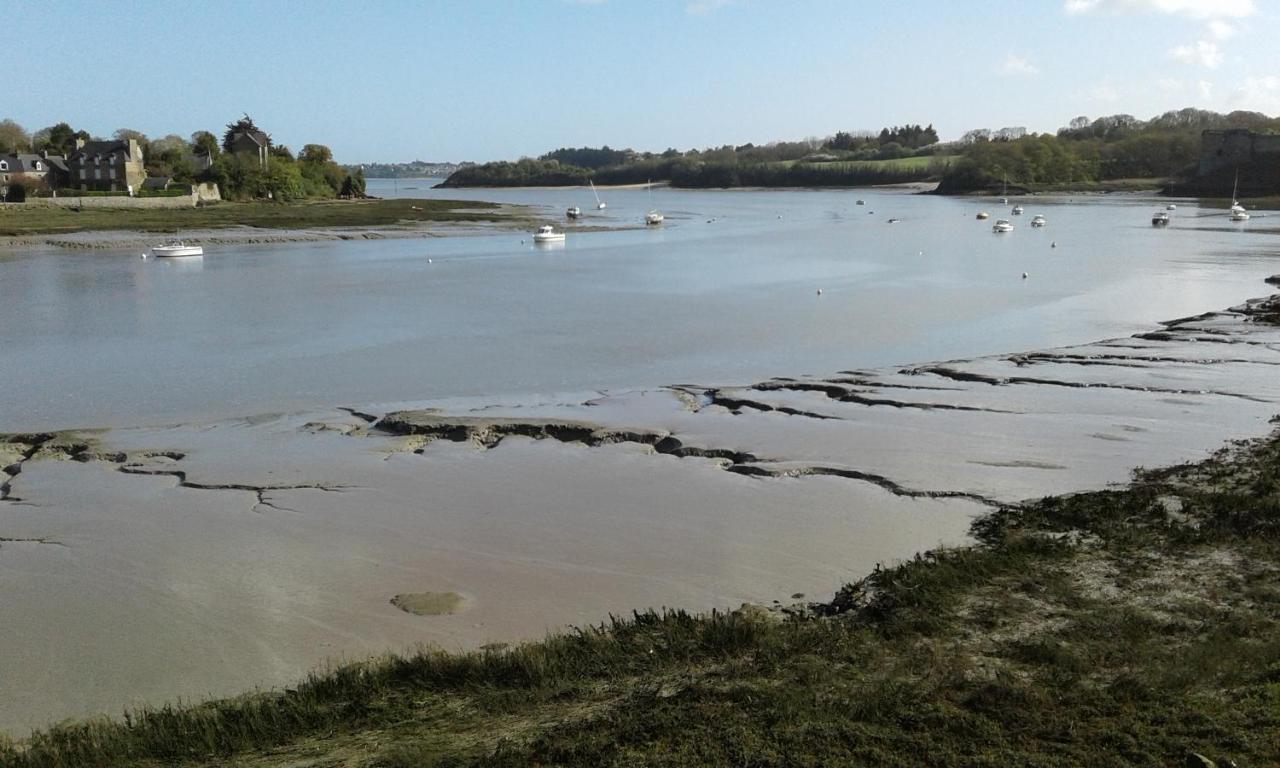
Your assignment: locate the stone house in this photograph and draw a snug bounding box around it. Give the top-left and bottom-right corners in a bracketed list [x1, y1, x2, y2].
[226, 127, 269, 169]
[0, 152, 70, 193]
[66, 137, 146, 192]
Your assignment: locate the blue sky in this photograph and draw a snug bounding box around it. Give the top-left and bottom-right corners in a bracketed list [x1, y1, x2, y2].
[8, 0, 1278, 163]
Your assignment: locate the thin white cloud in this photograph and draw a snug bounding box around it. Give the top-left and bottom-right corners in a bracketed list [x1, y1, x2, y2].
[685, 0, 732, 14]
[1064, 0, 1255, 18]
[1198, 79, 1214, 100]
[1208, 20, 1236, 39]
[1087, 81, 1120, 103]
[1000, 54, 1040, 76]
[1170, 39, 1222, 68]
[1228, 75, 1280, 113]
[1157, 77, 1183, 91]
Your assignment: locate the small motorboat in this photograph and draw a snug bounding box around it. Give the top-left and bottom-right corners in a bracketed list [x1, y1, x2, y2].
[1011, 204, 1024, 215]
[645, 211, 664, 225]
[856, 200, 865, 206]
[151, 239, 203, 257]
[566, 206, 581, 219]
[1030, 214, 1046, 228]
[887, 218, 901, 224]
[532, 225, 566, 243]
[976, 211, 990, 220]
[1152, 211, 1170, 226]
[1167, 204, 1177, 210]
[992, 219, 1014, 233]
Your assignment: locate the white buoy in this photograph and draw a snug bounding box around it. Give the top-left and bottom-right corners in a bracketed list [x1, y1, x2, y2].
[816, 288, 823, 296]
[427, 258, 433, 263]
[1051, 241, 1057, 248]
[140, 253, 146, 259]
[1022, 272, 1029, 279]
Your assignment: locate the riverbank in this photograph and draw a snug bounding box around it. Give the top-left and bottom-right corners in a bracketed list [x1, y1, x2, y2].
[0, 198, 539, 246]
[2, 276, 1280, 763]
[4, 290, 1278, 766]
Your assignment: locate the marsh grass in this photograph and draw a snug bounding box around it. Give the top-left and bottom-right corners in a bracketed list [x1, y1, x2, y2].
[5, 429, 1280, 766]
[0, 198, 520, 237]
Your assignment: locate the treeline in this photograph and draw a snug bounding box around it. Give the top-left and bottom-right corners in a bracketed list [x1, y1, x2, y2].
[0, 115, 364, 202]
[937, 108, 1280, 193]
[441, 123, 948, 189]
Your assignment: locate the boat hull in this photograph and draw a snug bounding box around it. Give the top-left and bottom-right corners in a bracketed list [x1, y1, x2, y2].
[151, 246, 203, 257]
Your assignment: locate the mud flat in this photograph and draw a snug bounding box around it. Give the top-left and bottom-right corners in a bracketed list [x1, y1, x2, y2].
[2, 283, 1280, 737]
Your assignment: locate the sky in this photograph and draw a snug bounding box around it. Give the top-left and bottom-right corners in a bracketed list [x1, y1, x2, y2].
[8, 0, 1279, 163]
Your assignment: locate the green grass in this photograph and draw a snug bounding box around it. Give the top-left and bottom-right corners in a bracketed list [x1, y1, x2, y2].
[0, 198, 524, 237]
[5, 425, 1280, 766]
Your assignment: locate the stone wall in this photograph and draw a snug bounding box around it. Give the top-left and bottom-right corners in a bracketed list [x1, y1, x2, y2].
[19, 183, 222, 209]
[1199, 129, 1280, 176]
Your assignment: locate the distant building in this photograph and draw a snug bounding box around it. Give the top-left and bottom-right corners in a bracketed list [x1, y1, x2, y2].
[0, 151, 70, 193]
[226, 126, 270, 169]
[67, 138, 146, 192]
[1198, 129, 1280, 177]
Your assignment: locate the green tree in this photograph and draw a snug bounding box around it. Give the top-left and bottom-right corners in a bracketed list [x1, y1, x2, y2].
[32, 122, 89, 155]
[299, 144, 333, 164]
[0, 119, 30, 154]
[190, 130, 220, 159]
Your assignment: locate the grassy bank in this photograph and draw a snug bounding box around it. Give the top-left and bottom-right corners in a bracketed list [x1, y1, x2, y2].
[0, 199, 521, 238]
[4, 403, 1280, 766]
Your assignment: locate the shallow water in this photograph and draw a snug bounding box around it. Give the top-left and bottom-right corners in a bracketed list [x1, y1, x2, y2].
[0, 183, 1274, 431]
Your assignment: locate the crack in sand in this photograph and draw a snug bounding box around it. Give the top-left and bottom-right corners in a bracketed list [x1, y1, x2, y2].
[113, 461, 352, 513]
[373, 413, 1003, 507]
[903, 365, 1272, 403]
[747, 380, 1013, 413]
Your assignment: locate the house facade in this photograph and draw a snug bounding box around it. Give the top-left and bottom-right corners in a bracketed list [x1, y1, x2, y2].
[66, 138, 146, 192]
[0, 152, 71, 194]
[227, 128, 269, 169]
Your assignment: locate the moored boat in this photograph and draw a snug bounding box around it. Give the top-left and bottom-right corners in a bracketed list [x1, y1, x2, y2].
[1152, 211, 1170, 226]
[976, 211, 989, 220]
[1030, 214, 1046, 227]
[151, 239, 203, 258]
[1011, 204, 1024, 215]
[532, 225, 566, 242]
[992, 219, 1014, 233]
[566, 206, 581, 219]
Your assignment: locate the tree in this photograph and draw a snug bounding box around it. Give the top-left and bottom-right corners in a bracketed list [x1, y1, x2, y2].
[0, 119, 30, 154]
[299, 144, 333, 164]
[32, 122, 88, 155]
[113, 128, 149, 152]
[190, 130, 220, 158]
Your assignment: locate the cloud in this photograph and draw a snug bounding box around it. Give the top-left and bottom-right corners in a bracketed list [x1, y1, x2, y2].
[1064, 0, 1255, 18]
[1086, 81, 1120, 103]
[1157, 77, 1183, 91]
[1170, 39, 1222, 68]
[1198, 79, 1214, 100]
[1228, 75, 1280, 113]
[685, 0, 732, 14]
[1000, 54, 1040, 76]
[1208, 20, 1236, 39]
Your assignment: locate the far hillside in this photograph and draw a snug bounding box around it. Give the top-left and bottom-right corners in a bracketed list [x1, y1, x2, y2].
[439, 125, 954, 189]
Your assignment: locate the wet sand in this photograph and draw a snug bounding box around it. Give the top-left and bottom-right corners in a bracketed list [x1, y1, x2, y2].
[2, 285, 1279, 736]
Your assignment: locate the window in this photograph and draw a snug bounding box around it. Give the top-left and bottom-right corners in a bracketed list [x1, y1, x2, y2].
[34, 161, 42, 171]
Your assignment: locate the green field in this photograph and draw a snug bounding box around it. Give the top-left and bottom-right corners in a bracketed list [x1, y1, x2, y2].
[0, 198, 524, 238]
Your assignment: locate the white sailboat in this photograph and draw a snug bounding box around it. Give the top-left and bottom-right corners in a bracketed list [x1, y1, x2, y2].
[1230, 170, 1250, 221]
[644, 180, 663, 225]
[590, 180, 606, 210]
